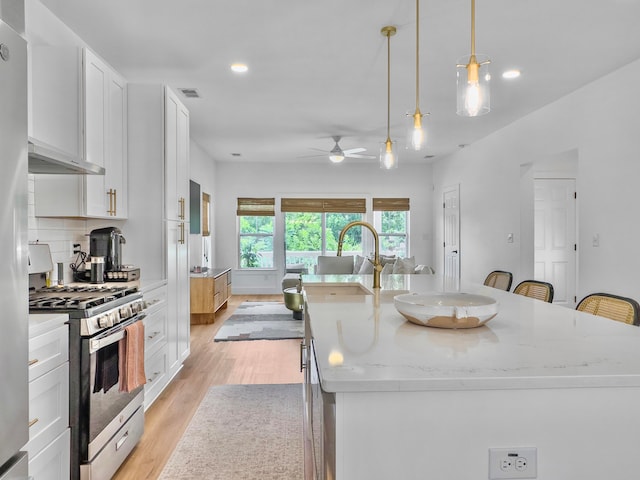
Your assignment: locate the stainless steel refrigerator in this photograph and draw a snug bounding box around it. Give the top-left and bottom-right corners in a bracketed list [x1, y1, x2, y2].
[0, 6, 29, 480]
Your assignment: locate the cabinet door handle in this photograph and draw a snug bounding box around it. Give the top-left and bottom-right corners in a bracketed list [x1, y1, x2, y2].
[113, 189, 117, 216]
[28, 358, 39, 366]
[107, 188, 116, 216]
[29, 418, 39, 428]
[179, 222, 185, 244]
[178, 197, 185, 220]
[300, 341, 307, 372]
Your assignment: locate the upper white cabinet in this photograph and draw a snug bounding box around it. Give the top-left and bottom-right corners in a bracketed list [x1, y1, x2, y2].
[164, 87, 190, 223]
[31, 47, 128, 219]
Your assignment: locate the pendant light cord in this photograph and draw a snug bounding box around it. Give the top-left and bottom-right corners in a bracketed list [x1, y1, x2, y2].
[470, 0, 476, 56]
[415, 0, 420, 111]
[386, 29, 391, 140]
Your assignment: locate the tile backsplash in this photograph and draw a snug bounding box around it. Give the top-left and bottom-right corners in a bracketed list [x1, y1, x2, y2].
[28, 175, 91, 284]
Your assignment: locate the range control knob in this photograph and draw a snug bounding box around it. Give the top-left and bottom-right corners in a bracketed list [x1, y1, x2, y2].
[98, 315, 110, 328]
[120, 306, 132, 319]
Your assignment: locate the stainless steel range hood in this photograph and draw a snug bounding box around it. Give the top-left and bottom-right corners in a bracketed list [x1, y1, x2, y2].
[28, 138, 105, 175]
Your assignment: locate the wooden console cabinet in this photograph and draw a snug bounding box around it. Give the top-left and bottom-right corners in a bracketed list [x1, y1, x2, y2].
[190, 268, 232, 324]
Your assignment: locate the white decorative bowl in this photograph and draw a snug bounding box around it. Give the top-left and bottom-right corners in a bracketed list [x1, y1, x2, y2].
[394, 293, 498, 329]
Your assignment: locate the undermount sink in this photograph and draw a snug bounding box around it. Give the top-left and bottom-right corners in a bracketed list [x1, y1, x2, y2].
[303, 283, 373, 296]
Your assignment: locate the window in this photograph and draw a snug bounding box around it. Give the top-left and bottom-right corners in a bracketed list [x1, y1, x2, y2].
[237, 198, 275, 268]
[282, 198, 365, 273]
[373, 198, 409, 258]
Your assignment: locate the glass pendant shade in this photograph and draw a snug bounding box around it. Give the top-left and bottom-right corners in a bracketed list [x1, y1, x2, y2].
[380, 138, 398, 170]
[406, 110, 426, 151]
[456, 53, 491, 116]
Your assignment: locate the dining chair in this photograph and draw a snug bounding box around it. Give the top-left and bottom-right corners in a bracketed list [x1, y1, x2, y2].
[483, 270, 513, 291]
[513, 280, 554, 303]
[576, 293, 640, 326]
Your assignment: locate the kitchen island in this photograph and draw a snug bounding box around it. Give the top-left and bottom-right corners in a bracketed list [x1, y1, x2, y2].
[301, 274, 640, 479]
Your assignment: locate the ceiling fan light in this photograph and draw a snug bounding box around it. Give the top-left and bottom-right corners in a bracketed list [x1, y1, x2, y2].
[329, 142, 345, 163]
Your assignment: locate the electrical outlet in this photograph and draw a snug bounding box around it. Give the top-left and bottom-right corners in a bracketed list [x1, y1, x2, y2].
[70, 242, 82, 256]
[489, 447, 537, 479]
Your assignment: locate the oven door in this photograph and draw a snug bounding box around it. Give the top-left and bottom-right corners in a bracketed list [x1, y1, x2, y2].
[80, 313, 146, 462]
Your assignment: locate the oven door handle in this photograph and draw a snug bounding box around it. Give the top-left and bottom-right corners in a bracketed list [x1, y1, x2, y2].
[89, 313, 146, 354]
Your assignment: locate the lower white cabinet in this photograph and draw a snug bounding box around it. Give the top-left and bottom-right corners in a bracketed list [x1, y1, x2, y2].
[142, 282, 169, 409]
[27, 316, 70, 480]
[28, 429, 71, 480]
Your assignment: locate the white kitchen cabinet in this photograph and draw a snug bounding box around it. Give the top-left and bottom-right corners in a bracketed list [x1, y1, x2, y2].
[27, 316, 70, 480]
[126, 84, 190, 405]
[164, 87, 190, 223]
[32, 46, 128, 219]
[83, 49, 128, 218]
[141, 282, 169, 409]
[166, 220, 190, 373]
[163, 86, 190, 373]
[28, 46, 83, 160]
[28, 429, 71, 480]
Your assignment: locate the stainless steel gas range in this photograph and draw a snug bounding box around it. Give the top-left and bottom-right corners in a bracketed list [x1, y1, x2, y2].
[29, 283, 147, 480]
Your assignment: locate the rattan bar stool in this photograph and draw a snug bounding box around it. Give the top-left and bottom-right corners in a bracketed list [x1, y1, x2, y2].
[576, 293, 640, 326]
[483, 270, 513, 291]
[513, 280, 554, 303]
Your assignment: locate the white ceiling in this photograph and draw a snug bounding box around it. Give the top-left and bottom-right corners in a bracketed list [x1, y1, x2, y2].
[40, 0, 640, 165]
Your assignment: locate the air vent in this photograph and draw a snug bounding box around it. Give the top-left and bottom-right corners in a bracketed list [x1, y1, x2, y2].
[179, 88, 200, 98]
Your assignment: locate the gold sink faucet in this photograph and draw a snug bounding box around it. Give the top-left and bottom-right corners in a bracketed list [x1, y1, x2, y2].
[337, 221, 382, 289]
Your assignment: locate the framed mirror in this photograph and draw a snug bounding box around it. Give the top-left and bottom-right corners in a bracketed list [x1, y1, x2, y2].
[190, 180, 201, 234]
[202, 192, 210, 236]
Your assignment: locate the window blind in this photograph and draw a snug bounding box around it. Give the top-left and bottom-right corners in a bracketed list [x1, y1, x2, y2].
[281, 198, 366, 213]
[236, 197, 275, 216]
[372, 197, 410, 211]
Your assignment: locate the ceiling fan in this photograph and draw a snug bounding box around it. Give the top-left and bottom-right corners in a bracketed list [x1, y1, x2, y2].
[307, 136, 376, 163]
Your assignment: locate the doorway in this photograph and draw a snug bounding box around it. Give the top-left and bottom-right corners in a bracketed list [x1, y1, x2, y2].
[443, 185, 460, 281]
[534, 178, 577, 306]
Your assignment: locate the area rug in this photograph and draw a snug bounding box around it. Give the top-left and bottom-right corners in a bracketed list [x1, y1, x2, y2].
[158, 383, 303, 480]
[213, 301, 303, 341]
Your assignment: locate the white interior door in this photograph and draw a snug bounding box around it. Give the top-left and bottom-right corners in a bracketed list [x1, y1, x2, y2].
[443, 185, 460, 280]
[534, 178, 577, 306]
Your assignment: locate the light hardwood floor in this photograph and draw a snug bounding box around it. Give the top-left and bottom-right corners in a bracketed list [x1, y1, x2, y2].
[113, 294, 303, 480]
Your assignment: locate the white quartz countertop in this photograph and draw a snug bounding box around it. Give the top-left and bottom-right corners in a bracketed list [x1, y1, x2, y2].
[302, 274, 640, 393]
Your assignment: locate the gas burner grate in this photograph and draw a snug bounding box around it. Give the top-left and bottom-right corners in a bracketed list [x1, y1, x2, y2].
[28, 285, 139, 313]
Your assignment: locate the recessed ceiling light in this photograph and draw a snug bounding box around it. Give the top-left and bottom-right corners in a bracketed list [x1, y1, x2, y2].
[230, 63, 248, 73]
[502, 69, 521, 79]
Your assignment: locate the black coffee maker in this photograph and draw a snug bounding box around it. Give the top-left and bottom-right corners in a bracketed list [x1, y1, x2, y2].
[89, 227, 126, 272]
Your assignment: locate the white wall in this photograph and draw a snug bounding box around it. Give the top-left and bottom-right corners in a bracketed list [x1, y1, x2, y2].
[214, 161, 434, 294]
[432, 57, 640, 301]
[189, 139, 217, 270]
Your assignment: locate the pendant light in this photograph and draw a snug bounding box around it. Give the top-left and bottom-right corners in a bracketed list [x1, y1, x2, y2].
[456, 0, 490, 117]
[380, 25, 398, 170]
[406, 0, 428, 151]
